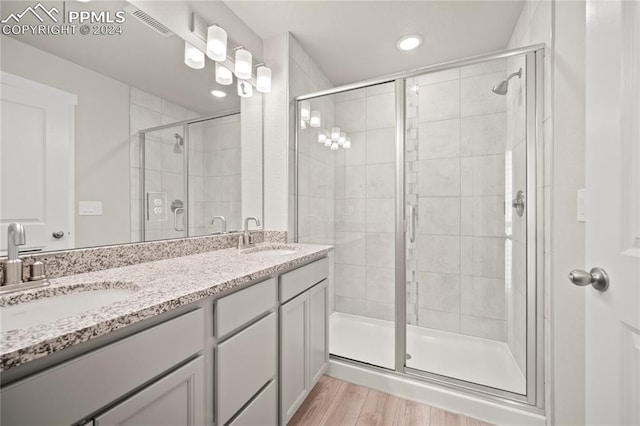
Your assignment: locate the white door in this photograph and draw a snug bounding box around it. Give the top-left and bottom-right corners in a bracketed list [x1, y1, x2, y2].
[585, 1, 640, 424]
[0, 72, 76, 254]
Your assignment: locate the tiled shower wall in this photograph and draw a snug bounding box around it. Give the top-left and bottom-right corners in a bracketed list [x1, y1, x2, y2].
[129, 87, 201, 242]
[332, 83, 397, 321]
[199, 114, 242, 234]
[289, 35, 335, 249]
[414, 60, 511, 341]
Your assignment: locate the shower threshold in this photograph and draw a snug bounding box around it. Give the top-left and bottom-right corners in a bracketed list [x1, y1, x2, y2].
[330, 312, 526, 395]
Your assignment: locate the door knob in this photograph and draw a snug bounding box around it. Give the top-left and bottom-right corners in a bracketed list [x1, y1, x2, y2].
[52, 231, 64, 239]
[568, 267, 609, 292]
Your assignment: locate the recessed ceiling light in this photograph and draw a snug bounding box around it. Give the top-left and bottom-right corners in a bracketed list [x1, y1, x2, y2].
[210, 90, 226, 98]
[396, 34, 423, 51]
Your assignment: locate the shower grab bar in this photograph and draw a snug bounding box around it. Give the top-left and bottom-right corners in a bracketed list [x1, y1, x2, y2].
[409, 205, 416, 243]
[173, 207, 184, 232]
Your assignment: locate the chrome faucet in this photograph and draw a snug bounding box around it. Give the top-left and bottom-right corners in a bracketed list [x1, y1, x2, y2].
[211, 216, 226, 233]
[2, 223, 26, 286]
[238, 216, 261, 249]
[1, 222, 49, 294]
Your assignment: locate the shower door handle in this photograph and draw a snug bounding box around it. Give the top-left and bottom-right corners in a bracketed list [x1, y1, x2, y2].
[408, 205, 417, 243]
[173, 207, 184, 232]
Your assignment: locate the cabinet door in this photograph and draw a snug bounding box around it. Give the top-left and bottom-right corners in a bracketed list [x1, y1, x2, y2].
[280, 291, 309, 424]
[309, 280, 328, 385]
[94, 357, 204, 426]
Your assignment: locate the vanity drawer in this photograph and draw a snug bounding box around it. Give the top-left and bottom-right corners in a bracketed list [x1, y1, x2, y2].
[1, 309, 204, 426]
[279, 257, 329, 303]
[217, 312, 276, 426]
[229, 380, 276, 426]
[215, 277, 276, 338]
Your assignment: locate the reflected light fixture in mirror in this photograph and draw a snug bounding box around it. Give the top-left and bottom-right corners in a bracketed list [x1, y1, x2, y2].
[184, 41, 205, 69]
[234, 48, 252, 79]
[310, 111, 321, 127]
[210, 89, 226, 98]
[237, 80, 253, 98]
[215, 62, 233, 85]
[206, 25, 227, 61]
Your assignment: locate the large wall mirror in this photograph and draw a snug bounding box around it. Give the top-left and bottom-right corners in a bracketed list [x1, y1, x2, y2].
[0, 0, 263, 255]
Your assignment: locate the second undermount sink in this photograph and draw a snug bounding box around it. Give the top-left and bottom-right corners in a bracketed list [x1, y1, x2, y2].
[0, 285, 138, 333]
[240, 245, 298, 257]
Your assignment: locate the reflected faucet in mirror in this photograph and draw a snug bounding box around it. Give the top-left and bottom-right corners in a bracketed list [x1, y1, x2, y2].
[211, 216, 226, 234]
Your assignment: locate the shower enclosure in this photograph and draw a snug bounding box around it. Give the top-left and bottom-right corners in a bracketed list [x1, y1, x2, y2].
[135, 113, 242, 242]
[294, 45, 543, 407]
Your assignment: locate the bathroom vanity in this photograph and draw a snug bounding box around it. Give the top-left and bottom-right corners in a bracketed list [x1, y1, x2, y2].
[0, 242, 331, 426]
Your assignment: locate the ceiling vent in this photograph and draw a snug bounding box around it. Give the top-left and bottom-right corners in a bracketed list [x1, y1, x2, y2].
[124, 5, 174, 37]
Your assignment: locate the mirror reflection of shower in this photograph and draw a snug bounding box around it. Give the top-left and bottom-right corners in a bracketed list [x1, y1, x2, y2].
[173, 133, 184, 153]
[491, 67, 522, 95]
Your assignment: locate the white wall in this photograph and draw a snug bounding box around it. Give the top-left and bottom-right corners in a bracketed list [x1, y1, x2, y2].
[1, 36, 131, 248]
[509, 0, 587, 423]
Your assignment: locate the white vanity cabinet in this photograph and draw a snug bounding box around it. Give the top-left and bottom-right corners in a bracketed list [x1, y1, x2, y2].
[1, 309, 206, 426]
[215, 278, 278, 426]
[93, 356, 204, 426]
[0, 254, 330, 426]
[279, 258, 329, 424]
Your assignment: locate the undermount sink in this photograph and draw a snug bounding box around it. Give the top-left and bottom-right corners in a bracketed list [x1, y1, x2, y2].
[240, 245, 298, 256]
[0, 285, 138, 333]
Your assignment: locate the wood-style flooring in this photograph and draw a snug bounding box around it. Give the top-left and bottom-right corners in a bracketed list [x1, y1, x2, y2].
[288, 376, 493, 426]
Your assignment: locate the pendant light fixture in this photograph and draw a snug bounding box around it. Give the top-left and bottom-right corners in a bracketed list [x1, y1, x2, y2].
[237, 80, 253, 98]
[318, 130, 327, 143]
[234, 48, 252, 80]
[184, 41, 205, 69]
[256, 64, 272, 93]
[206, 25, 227, 61]
[215, 62, 233, 85]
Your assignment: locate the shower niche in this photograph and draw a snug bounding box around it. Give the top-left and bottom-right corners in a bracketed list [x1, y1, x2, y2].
[295, 47, 543, 406]
[136, 112, 261, 242]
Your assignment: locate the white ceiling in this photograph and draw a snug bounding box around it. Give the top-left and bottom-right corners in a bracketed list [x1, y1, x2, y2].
[225, 0, 525, 86]
[1, 0, 240, 115]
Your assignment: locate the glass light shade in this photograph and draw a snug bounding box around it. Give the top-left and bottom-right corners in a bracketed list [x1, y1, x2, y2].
[309, 111, 321, 127]
[256, 65, 272, 93]
[234, 49, 252, 79]
[331, 127, 340, 141]
[318, 130, 327, 143]
[324, 139, 332, 147]
[237, 80, 253, 98]
[300, 101, 311, 121]
[215, 62, 233, 85]
[206, 25, 227, 61]
[184, 41, 205, 69]
[330, 142, 339, 151]
[343, 137, 351, 149]
[338, 132, 346, 145]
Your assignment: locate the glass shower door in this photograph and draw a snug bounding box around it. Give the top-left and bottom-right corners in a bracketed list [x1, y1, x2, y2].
[141, 124, 187, 242]
[404, 56, 529, 395]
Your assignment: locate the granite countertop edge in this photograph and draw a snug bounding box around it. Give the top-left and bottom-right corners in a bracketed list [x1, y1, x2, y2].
[0, 244, 332, 372]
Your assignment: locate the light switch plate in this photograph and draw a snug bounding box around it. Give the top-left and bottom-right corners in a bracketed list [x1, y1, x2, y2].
[577, 188, 586, 222]
[79, 201, 102, 216]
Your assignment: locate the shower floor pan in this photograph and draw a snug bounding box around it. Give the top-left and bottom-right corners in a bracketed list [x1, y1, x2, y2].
[330, 312, 526, 395]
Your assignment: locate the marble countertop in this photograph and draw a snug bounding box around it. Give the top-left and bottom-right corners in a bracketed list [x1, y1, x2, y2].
[0, 243, 332, 372]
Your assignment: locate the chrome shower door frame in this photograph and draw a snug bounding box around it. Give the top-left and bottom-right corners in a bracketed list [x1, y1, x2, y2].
[293, 44, 545, 411]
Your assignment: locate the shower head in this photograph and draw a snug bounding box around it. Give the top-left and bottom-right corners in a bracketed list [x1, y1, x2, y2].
[173, 133, 184, 153]
[491, 68, 522, 95]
